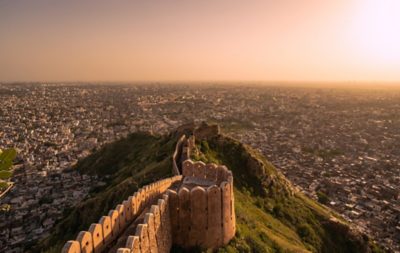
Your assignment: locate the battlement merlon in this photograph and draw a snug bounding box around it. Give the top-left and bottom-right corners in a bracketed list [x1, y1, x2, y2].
[62, 159, 235, 252]
[182, 159, 233, 187]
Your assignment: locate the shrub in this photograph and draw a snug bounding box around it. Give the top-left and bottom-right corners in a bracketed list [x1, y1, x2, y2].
[316, 191, 329, 205]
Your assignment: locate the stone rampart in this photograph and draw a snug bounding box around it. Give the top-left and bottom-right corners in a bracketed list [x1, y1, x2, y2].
[114, 158, 236, 252]
[62, 154, 235, 252]
[168, 160, 235, 250]
[172, 135, 186, 175]
[116, 193, 172, 253]
[61, 176, 182, 253]
[182, 160, 233, 187]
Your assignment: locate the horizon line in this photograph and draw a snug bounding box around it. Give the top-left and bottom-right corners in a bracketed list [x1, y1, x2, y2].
[2, 80, 400, 84]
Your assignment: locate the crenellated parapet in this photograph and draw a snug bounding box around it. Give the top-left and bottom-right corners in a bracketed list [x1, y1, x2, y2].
[168, 159, 236, 249]
[61, 176, 182, 253]
[116, 193, 172, 253]
[182, 160, 233, 187]
[172, 135, 186, 175]
[114, 159, 236, 252]
[62, 157, 236, 252]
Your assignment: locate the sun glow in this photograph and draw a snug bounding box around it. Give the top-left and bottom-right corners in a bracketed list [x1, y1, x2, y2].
[1, 1, 400, 82]
[352, 0, 400, 65]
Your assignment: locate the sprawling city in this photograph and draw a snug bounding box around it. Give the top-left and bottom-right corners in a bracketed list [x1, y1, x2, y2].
[0, 83, 399, 252]
[2, 1, 400, 252]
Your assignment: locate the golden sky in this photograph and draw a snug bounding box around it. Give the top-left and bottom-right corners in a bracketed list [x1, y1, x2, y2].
[0, 0, 399, 82]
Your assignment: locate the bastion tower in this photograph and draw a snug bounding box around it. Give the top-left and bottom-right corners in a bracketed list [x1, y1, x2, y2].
[62, 134, 236, 253]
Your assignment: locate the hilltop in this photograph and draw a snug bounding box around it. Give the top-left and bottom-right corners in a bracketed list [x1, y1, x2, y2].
[36, 126, 383, 253]
[188, 126, 383, 253]
[35, 132, 177, 252]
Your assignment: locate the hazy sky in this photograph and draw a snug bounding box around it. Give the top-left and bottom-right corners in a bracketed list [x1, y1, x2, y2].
[1, 0, 399, 82]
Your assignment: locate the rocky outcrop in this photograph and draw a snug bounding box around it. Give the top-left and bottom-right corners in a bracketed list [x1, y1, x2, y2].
[193, 122, 220, 140]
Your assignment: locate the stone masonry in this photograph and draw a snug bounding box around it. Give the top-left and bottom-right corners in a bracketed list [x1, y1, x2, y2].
[61, 135, 235, 253]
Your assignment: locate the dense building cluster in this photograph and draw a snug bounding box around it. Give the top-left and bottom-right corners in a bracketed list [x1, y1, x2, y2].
[0, 83, 399, 252]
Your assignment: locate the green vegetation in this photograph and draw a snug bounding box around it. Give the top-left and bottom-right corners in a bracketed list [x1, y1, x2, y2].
[36, 132, 177, 253]
[317, 191, 330, 205]
[0, 148, 17, 188]
[0, 148, 17, 174]
[0, 170, 13, 180]
[0, 182, 10, 191]
[36, 130, 383, 253]
[194, 135, 383, 253]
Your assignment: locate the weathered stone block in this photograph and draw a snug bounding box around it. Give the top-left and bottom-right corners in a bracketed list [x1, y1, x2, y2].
[182, 160, 194, 177]
[126, 236, 140, 253]
[123, 200, 132, 223]
[221, 182, 234, 244]
[217, 165, 228, 183]
[150, 205, 162, 251]
[128, 195, 137, 217]
[166, 189, 179, 244]
[116, 204, 127, 230]
[144, 213, 158, 253]
[62, 240, 81, 253]
[193, 161, 206, 179]
[77, 231, 93, 253]
[136, 224, 150, 253]
[99, 216, 112, 246]
[156, 199, 166, 253]
[89, 223, 103, 253]
[162, 194, 172, 251]
[178, 187, 190, 247]
[206, 185, 223, 248]
[143, 186, 149, 206]
[205, 163, 218, 182]
[189, 186, 207, 247]
[226, 171, 233, 184]
[108, 210, 120, 239]
[138, 189, 145, 211]
[230, 182, 236, 234]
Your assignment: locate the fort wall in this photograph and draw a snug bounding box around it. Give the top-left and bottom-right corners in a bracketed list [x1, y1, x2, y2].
[168, 160, 235, 250]
[62, 135, 236, 253]
[172, 135, 186, 175]
[61, 176, 182, 253]
[114, 158, 236, 252]
[116, 193, 172, 253]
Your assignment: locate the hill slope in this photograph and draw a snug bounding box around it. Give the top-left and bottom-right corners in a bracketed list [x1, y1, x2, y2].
[191, 135, 383, 253]
[36, 130, 383, 253]
[35, 132, 177, 252]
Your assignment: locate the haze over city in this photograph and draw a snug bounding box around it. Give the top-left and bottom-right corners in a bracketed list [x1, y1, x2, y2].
[1, 0, 400, 83]
[1, 1, 400, 253]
